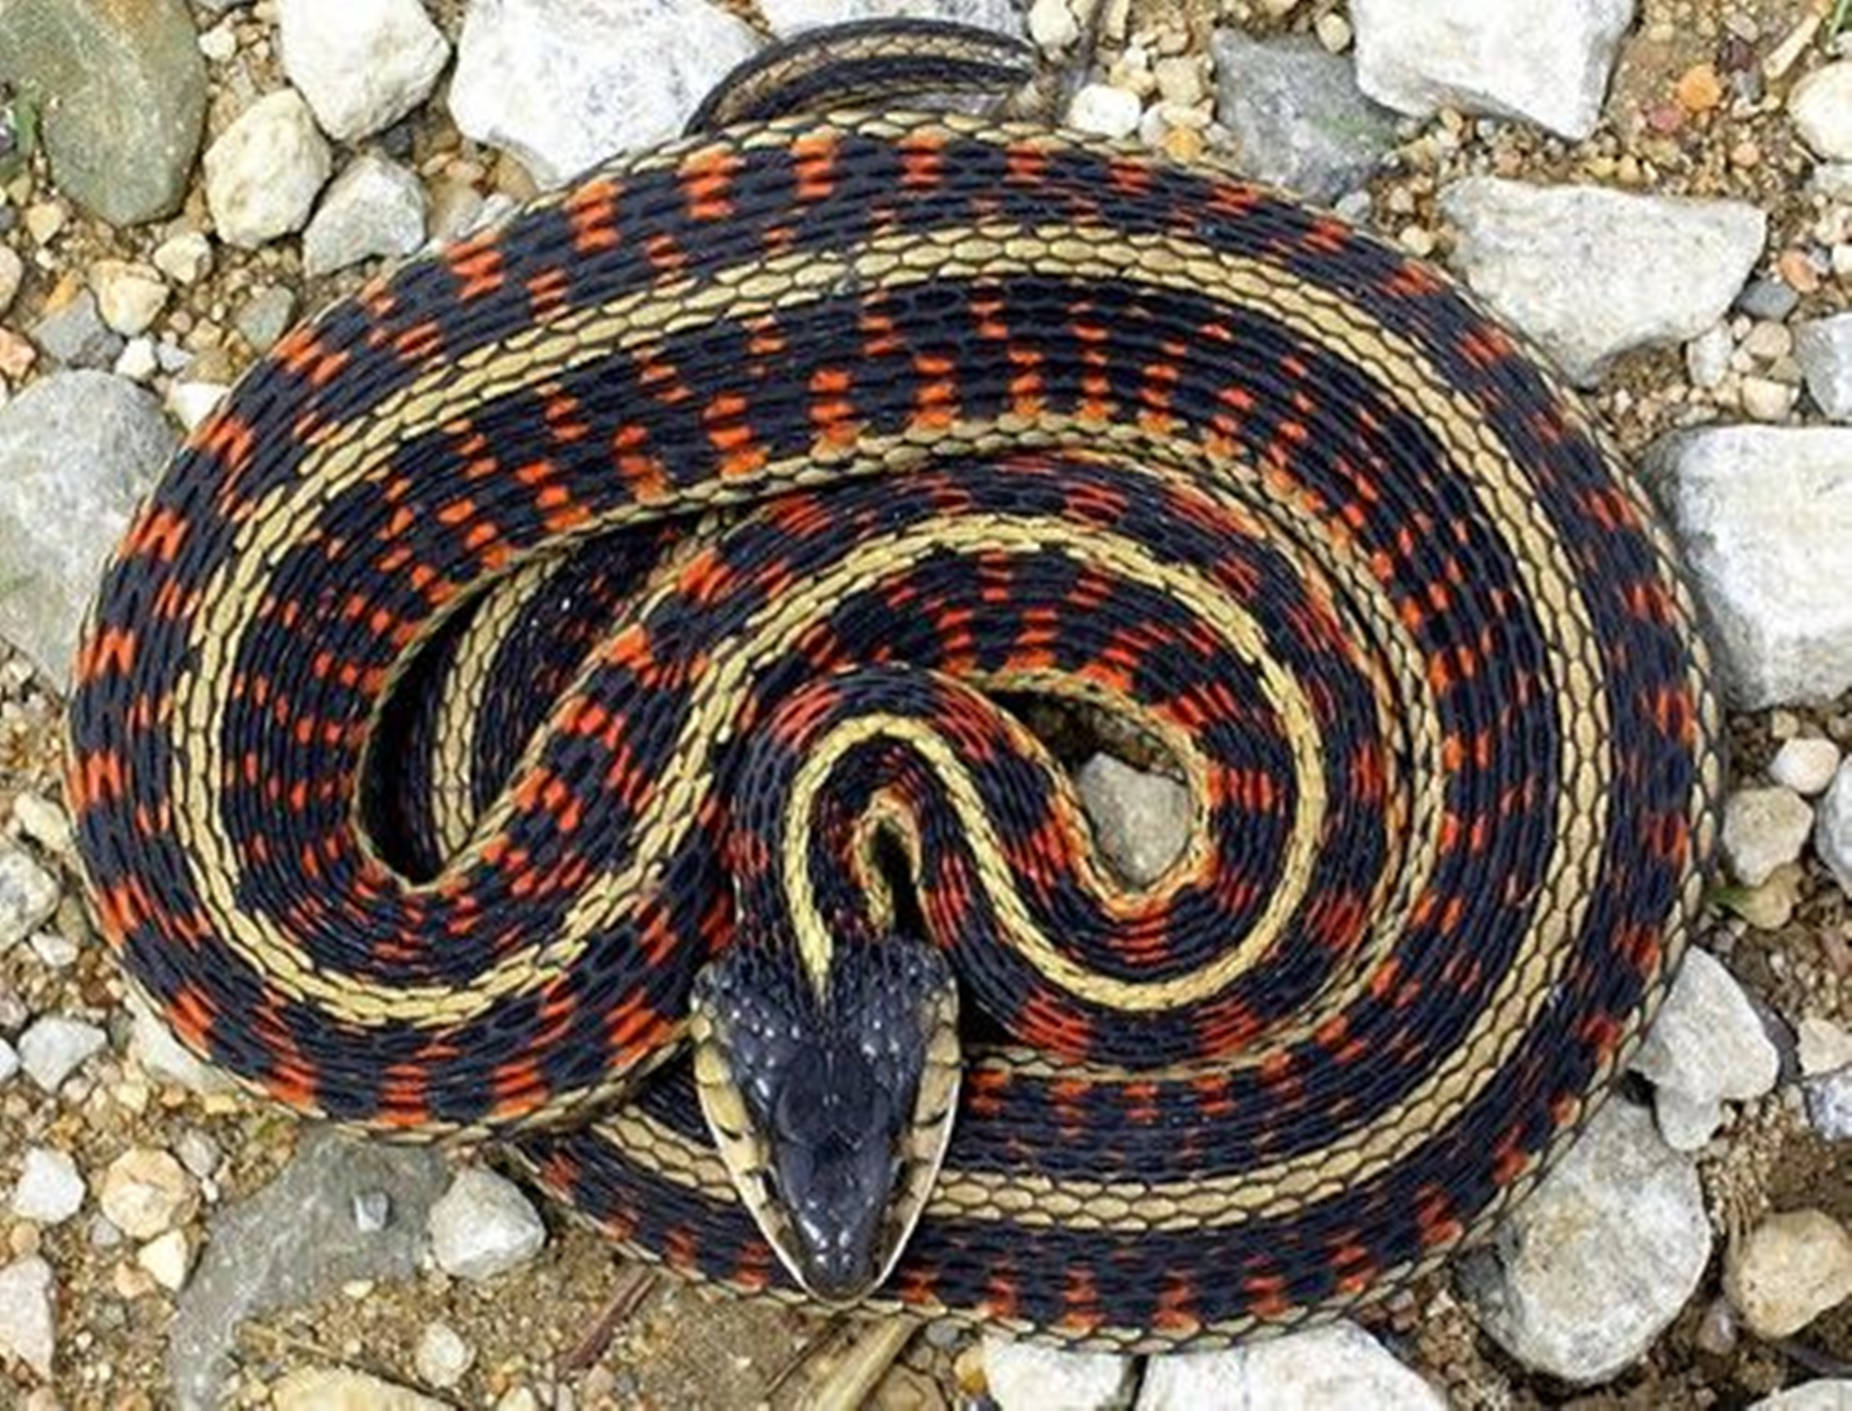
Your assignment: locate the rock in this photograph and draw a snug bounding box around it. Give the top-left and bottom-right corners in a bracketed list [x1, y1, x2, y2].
[1629, 949, 1779, 1150]
[1799, 1017, 1852, 1077]
[352, 1190, 392, 1234]
[277, 0, 450, 143]
[1738, 277, 1801, 322]
[1027, 0, 1079, 51]
[414, 1321, 475, 1389]
[1818, 761, 1852, 896]
[0, 371, 176, 681]
[273, 1368, 451, 1411]
[1210, 32, 1398, 204]
[128, 992, 235, 1097]
[1795, 314, 1852, 421]
[1075, 755, 1192, 887]
[168, 1130, 448, 1411]
[0, 0, 206, 226]
[204, 89, 334, 248]
[11, 1147, 85, 1226]
[1719, 786, 1815, 886]
[16, 1015, 106, 1092]
[449, 0, 761, 189]
[1791, 62, 1852, 160]
[1725, 1209, 1852, 1338]
[983, 1336, 1133, 1411]
[1806, 1068, 1852, 1141]
[1644, 428, 1852, 708]
[139, 1229, 194, 1292]
[1770, 736, 1843, 796]
[1686, 322, 1733, 389]
[166, 381, 231, 432]
[427, 1168, 546, 1280]
[1751, 1384, 1852, 1411]
[0, 245, 22, 317]
[1351, 0, 1631, 141]
[151, 232, 213, 286]
[1741, 377, 1798, 423]
[1134, 1323, 1445, 1410]
[0, 1038, 17, 1085]
[0, 846, 59, 952]
[99, 1148, 199, 1240]
[759, 0, 1022, 38]
[1457, 1098, 1709, 1384]
[31, 286, 125, 369]
[302, 155, 428, 277]
[0, 1256, 55, 1379]
[235, 286, 297, 353]
[1438, 179, 1764, 385]
[1066, 84, 1143, 140]
[90, 261, 170, 338]
[115, 338, 159, 384]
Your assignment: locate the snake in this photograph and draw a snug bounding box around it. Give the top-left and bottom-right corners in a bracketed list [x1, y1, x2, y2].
[64, 20, 1723, 1353]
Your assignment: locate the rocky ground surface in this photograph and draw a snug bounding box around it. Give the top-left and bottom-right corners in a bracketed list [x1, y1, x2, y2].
[0, 0, 1850, 1407]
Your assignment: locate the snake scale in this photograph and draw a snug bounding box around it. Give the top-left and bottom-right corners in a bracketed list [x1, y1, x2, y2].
[65, 22, 1723, 1352]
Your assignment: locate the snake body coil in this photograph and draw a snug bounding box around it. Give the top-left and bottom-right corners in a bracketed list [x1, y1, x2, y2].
[67, 98, 1721, 1350]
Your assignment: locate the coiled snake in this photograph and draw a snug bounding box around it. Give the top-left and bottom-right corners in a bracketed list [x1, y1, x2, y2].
[66, 21, 1722, 1351]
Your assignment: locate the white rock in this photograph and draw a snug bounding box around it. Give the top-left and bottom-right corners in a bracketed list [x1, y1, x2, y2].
[427, 1168, 545, 1279]
[0, 1256, 55, 1379]
[11, 1148, 85, 1226]
[0, 243, 22, 316]
[1791, 62, 1852, 160]
[1630, 948, 1779, 1150]
[1459, 1098, 1709, 1384]
[198, 19, 238, 63]
[1818, 760, 1852, 896]
[1751, 1383, 1852, 1411]
[984, 1336, 1133, 1411]
[1795, 313, 1852, 421]
[414, 1320, 475, 1388]
[1741, 376, 1799, 423]
[1720, 786, 1816, 886]
[274, 1368, 450, 1411]
[1770, 736, 1843, 796]
[151, 231, 213, 286]
[114, 337, 159, 383]
[1352, 0, 1632, 141]
[303, 155, 428, 277]
[127, 992, 235, 1095]
[165, 381, 231, 432]
[1075, 755, 1191, 886]
[1136, 1323, 1446, 1410]
[1726, 1209, 1852, 1339]
[90, 261, 169, 337]
[1439, 179, 1764, 385]
[0, 846, 60, 952]
[278, 0, 451, 143]
[204, 89, 334, 249]
[1027, 0, 1079, 50]
[1067, 83, 1143, 140]
[98, 1148, 199, 1241]
[0, 1039, 16, 1085]
[1645, 428, 1852, 708]
[1651, 1088, 1724, 1153]
[16, 1015, 106, 1092]
[759, 0, 1022, 38]
[449, 0, 762, 189]
[136, 1228, 193, 1292]
[1799, 1016, 1852, 1077]
[1808, 1068, 1852, 1141]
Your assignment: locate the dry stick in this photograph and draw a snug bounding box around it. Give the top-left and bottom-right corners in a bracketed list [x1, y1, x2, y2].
[562, 1264, 659, 1372]
[765, 1315, 852, 1401]
[803, 1318, 921, 1411]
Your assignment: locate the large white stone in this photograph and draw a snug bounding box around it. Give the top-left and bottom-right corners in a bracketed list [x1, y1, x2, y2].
[302, 155, 428, 277]
[1726, 1209, 1852, 1340]
[203, 89, 333, 248]
[1719, 786, 1816, 887]
[984, 1337, 1132, 1411]
[11, 1147, 86, 1226]
[1629, 948, 1779, 1150]
[1459, 1098, 1709, 1384]
[1644, 427, 1852, 708]
[278, 0, 450, 143]
[1439, 179, 1765, 385]
[1352, 0, 1632, 140]
[1136, 1323, 1446, 1410]
[427, 1168, 545, 1280]
[449, 0, 761, 188]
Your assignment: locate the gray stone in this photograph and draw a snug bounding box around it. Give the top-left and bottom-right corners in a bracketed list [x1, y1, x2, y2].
[1791, 62, 1852, 160]
[302, 155, 427, 277]
[11, 1146, 85, 1225]
[1806, 1068, 1852, 1141]
[1352, 0, 1631, 141]
[0, 1256, 54, 1378]
[1818, 760, 1852, 897]
[0, 846, 59, 953]
[760, 0, 1022, 37]
[1135, 1323, 1446, 1410]
[277, 0, 450, 143]
[1770, 736, 1843, 796]
[1738, 277, 1801, 321]
[16, 1015, 105, 1092]
[0, 371, 176, 681]
[1686, 322, 1732, 389]
[1751, 1384, 1852, 1411]
[31, 288, 125, 369]
[1211, 31, 1398, 203]
[414, 1321, 475, 1389]
[1719, 786, 1816, 886]
[1458, 1098, 1709, 1384]
[449, 0, 762, 188]
[0, 0, 206, 226]
[427, 1167, 546, 1280]
[128, 992, 235, 1096]
[235, 286, 297, 353]
[1644, 428, 1852, 708]
[167, 1129, 448, 1411]
[204, 89, 333, 249]
[1075, 755, 1191, 887]
[1795, 314, 1852, 421]
[1439, 179, 1764, 385]
[983, 1336, 1133, 1411]
[1725, 1209, 1852, 1339]
[1630, 949, 1779, 1151]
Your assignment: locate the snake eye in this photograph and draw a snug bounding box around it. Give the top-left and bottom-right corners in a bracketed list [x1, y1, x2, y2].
[691, 934, 960, 1304]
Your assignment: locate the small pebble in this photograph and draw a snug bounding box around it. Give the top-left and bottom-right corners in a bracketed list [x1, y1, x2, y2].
[1725, 1209, 1852, 1339]
[415, 1320, 476, 1389]
[98, 1148, 199, 1241]
[1066, 83, 1144, 140]
[1769, 737, 1841, 796]
[11, 1147, 86, 1226]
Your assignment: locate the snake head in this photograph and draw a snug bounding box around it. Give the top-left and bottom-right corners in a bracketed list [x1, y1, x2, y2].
[690, 933, 959, 1303]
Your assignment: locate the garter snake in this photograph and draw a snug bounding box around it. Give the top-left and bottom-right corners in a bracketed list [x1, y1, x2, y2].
[66, 21, 1722, 1352]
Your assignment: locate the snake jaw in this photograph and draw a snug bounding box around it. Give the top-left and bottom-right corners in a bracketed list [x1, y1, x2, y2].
[691, 932, 959, 1304]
